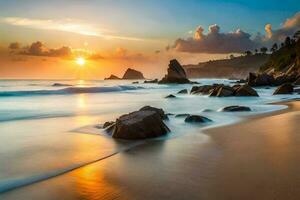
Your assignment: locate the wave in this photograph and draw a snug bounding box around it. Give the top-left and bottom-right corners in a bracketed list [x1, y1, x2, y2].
[0, 85, 143, 97]
[0, 141, 145, 194]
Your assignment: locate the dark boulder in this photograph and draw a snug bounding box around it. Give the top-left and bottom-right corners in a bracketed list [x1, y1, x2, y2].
[159, 59, 190, 84]
[273, 83, 294, 95]
[165, 94, 176, 98]
[144, 79, 158, 83]
[122, 68, 144, 79]
[221, 105, 251, 112]
[184, 115, 212, 123]
[177, 89, 188, 94]
[234, 84, 259, 96]
[247, 72, 274, 86]
[210, 86, 234, 97]
[191, 85, 215, 94]
[139, 106, 168, 120]
[104, 74, 121, 80]
[111, 110, 170, 140]
[52, 83, 73, 87]
[294, 77, 300, 85]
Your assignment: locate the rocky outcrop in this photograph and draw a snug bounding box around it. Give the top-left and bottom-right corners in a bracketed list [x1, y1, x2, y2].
[177, 89, 188, 94]
[191, 84, 258, 97]
[106, 107, 170, 140]
[104, 74, 121, 80]
[273, 83, 294, 95]
[235, 84, 259, 96]
[144, 79, 158, 83]
[122, 68, 145, 79]
[184, 115, 212, 123]
[221, 105, 251, 112]
[159, 59, 191, 84]
[191, 85, 218, 94]
[209, 86, 234, 97]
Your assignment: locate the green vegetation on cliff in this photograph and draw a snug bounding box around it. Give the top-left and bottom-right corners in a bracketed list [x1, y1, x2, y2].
[260, 34, 300, 72]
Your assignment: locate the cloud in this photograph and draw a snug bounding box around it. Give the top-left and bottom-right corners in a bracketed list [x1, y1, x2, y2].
[172, 24, 256, 54]
[171, 12, 300, 54]
[0, 17, 147, 41]
[13, 41, 72, 58]
[263, 12, 300, 42]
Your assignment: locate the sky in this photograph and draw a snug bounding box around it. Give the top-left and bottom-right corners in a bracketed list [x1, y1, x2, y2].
[0, 0, 300, 79]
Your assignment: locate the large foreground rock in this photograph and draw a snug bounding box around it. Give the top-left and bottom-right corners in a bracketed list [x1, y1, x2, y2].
[273, 83, 294, 95]
[139, 106, 168, 120]
[122, 68, 144, 79]
[112, 110, 170, 139]
[159, 59, 191, 84]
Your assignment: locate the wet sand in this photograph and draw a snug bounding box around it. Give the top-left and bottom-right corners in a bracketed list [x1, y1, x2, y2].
[1, 100, 300, 200]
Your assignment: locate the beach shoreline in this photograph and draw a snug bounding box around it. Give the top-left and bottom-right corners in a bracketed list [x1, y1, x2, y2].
[1, 99, 300, 199]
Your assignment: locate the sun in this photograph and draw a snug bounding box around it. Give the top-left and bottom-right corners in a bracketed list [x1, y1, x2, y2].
[76, 57, 86, 66]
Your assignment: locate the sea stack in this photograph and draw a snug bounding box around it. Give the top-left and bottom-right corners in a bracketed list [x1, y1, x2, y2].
[104, 74, 121, 80]
[122, 68, 145, 79]
[159, 59, 190, 84]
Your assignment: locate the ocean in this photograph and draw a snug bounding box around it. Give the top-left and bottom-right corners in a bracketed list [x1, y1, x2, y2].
[0, 79, 297, 193]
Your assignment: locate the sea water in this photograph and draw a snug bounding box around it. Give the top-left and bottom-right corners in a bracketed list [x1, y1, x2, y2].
[0, 79, 298, 193]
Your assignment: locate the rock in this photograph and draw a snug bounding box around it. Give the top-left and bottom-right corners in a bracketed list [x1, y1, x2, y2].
[191, 85, 216, 94]
[159, 59, 190, 84]
[175, 114, 190, 118]
[122, 68, 144, 79]
[103, 121, 115, 129]
[221, 105, 251, 112]
[104, 74, 121, 80]
[144, 79, 158, 83]
[234, 84, 259, 96]
[210, 86, 234, 97]
[247, 72, 274, 86]
[165, 94, 176, 98]
[184, 115, 212, 123]
[294, 77, 300, 85]
[273, 83, 294, 95]
[111, 110, 170, 140]
[177, 89, 188, 94]
[132, 81, 139, 84]
[52, 83, 72, 87]
[201, 109, 214, 112]
[139, 106, 168, 120]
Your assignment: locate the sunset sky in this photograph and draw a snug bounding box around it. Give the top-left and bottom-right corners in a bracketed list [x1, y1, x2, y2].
[0, 0, 300, 79]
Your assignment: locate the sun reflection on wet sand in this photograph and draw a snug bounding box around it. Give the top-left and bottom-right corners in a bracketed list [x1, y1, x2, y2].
[73, 161, 123, 200]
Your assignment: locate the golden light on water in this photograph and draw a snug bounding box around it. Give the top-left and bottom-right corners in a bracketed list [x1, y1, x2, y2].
[76, 57, 86, 66]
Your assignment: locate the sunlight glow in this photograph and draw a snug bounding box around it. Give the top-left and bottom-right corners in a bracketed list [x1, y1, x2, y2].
[76, 57, 86, 66]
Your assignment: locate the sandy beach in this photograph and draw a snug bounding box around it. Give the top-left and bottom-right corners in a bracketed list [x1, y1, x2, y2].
[0, 100, 299, 199]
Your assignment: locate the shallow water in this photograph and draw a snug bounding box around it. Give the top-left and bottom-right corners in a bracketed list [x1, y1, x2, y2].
[0, 79, 297, 193]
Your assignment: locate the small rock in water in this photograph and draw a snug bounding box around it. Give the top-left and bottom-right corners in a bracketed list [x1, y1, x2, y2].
[177, 89, 188, 94]
[132, 81, 139, 84]
[273, 83, 294, 95]
[201, 109, 214, 112]
[165, 94, 176, 98]
[175, 114, 190, 118]
[221, 105, 251, 112]
[103, 121, 115, 129]
[184, 115, 212, 123]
